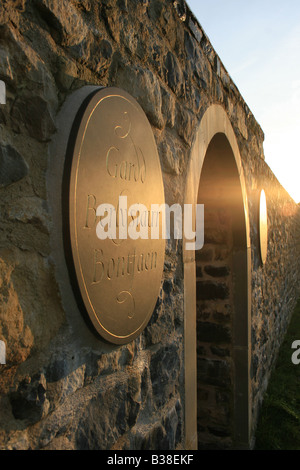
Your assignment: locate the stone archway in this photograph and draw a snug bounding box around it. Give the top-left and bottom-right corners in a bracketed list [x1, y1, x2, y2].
[183, 105, 251, 450]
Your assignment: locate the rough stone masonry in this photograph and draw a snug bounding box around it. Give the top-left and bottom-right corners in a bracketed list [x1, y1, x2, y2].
[0, 0, 299, 450]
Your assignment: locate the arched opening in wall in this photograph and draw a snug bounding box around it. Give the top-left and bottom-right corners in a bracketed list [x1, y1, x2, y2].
[196, 133, 249, 449]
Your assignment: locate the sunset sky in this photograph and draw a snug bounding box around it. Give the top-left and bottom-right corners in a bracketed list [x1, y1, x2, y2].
[186, 0, 300, 202]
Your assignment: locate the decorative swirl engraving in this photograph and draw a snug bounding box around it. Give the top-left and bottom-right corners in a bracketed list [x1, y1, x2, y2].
[114, 111, 131, 139]
[116, 290, 135, 319]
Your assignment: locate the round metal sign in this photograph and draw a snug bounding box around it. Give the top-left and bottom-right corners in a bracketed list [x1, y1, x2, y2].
[63, 87, 165, 344]
[259, 189, 268, 264]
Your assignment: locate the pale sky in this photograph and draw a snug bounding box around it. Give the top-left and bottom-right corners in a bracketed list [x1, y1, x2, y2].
[186, 0, 300, 203]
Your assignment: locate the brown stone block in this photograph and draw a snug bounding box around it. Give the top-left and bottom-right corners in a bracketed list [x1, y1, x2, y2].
[196, 280, 229, 300]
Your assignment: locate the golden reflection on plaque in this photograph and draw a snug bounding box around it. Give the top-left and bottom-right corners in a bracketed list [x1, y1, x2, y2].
[259, 189, 268, 265]
[63, 87, 165, 344]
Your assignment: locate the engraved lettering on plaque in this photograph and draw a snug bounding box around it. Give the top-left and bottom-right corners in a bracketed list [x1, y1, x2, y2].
[64, 87, 165, 344]
[105, 112, 146, 183]
[84, 194, 97, 229]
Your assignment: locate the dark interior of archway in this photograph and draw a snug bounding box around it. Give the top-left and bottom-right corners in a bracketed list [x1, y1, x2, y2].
[196, 132, 246, 449]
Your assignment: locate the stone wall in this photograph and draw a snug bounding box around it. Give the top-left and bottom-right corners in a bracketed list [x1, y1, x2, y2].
[249, 166, 300, 431]
[0, 0, 299, 450]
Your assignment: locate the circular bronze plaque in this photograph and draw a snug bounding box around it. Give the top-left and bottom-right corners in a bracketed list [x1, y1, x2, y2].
[63, 87, 165, 344]
[259, 189, 268, 264]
